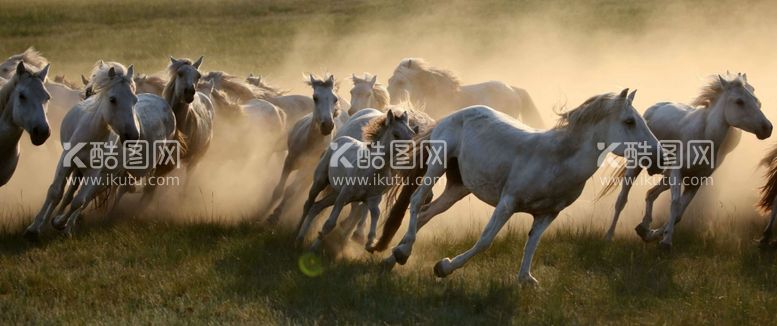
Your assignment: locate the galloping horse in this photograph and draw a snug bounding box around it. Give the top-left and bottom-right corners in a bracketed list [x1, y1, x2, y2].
[387, 58, 543, 127]
[600, 73, 771, 248]
[23, 62, 142, 239]
[380, 89, 659, 285]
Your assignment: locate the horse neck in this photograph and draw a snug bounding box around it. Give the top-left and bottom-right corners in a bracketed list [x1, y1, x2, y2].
[369, 130, 395, 174]
[546, 125, 606, 181]
[0, 96, 23, 152]
[167, 92, 190, 127]
[703, 97, 733, 147]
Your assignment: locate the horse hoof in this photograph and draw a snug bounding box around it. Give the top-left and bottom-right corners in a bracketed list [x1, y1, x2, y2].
[634, 224, 650, 240]
[518, 273, 539, 286]
[381, 255, 397, 272]
[433, 258, 452, 278]
[23, 229, 40, 242]
[392, 247, 410, 265]
[51, 215, 67, 231]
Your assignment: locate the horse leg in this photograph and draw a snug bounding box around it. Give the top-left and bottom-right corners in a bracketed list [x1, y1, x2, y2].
[51, 176, 81, 226]
[309, 191, 351, 251]
[24, 162, 72, 241]
[635, 177, 670, 242]
[760, 198, 777, 247]
[514, 213, 558, 285]
[295, 170, 330, 236]
[433, 195, 517, 279]
[61, 182, 105, 237]
[391, 163, 447, 265]
[346, 203, 369, 244]
[605, 166, 641, 241]
[295, 191, 337, 246]
[659, 183, 699, 249]
[365, 196, 382, 252]
[265, 155, 295, 218]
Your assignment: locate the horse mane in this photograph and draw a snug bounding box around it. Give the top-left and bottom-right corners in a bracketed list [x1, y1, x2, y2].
[4, 47, 49, 71]
[691, 73, 749, 108]
[362, 112, 392, 143]
[554, 93, 621, 130]
[353, 74, 390, 109]
[163, 58, 197, 102]
[53, 75, 79, 90]
[758, 144, 777, 212]
[202, 71, 266, 101]
[0, 71, 21, 114]
[247, 75, 288, 97]
[86, 61, 135, 111]
[210, 88, 245, 118]
[134, 74, 166, 95]
[394, 58, 460, 96]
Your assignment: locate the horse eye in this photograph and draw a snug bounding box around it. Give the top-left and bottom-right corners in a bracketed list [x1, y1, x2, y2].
[736, 98, 745, 106]
[313, 96, 318, 103]
[333, 97, 338, 103]
[624, 118, 635, 125]
[18, 93, 26, 100]
[109, 96, 117, 104]
[178, 72, 183, 77]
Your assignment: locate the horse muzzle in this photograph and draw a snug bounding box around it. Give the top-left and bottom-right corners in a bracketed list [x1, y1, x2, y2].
[757, 121, 773, 140]
[320, 121, 335, 135]
[29, 126, 50, 146]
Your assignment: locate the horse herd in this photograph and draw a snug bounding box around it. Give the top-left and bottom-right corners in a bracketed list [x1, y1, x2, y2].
[2, 48, 777, 285]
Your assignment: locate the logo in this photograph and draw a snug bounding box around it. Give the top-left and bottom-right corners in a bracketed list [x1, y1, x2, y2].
[62, 140, 181, 170]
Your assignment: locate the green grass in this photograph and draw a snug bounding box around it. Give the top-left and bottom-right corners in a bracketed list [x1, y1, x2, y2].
[2, 219, 777, 324]
[2, 0, 777, 324]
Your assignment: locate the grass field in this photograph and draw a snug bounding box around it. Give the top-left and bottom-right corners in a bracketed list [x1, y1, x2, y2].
[2, 0, 777, 324]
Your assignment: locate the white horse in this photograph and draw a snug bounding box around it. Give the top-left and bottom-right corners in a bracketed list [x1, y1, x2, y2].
[23, 62, 144, 239]
[348, 73, 390, 115]
[150, 56, 214, 197]
[296, 108, 429, 251]
[264, 74, 350, 224]
[379, 89, 659, 285]
[600, 73, 771, 248]
[387, 58, 543, 127]
[0, 62, 51, 187]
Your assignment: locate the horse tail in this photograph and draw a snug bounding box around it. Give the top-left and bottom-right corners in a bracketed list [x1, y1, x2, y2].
[596, 162, 628, 201]
[757, 144, 777, 212]
[512, 86, 543, 128]
[373, 127, 435, 252]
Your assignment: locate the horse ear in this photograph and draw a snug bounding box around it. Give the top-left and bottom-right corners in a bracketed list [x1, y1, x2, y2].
[108, 67, 116, 79]
[405, 59, 412, 68]
[309, 74, 316, 85]
[401, 110, 409, 121]
[386, 109, 395, 125]
[97, 60, 105, 69]
[718, 75, 728, 88]
[36, 64, 50, 81]
[627, 89, 637, 103]
[413, 125, 420, 134]
[369, 75, 377, 86]
[352, 73, 356, 81]
[326, 74, 335, 85]
[742, 73, 748, 82]
[81, 75, 89, 86]
[618, 88, 629, 98]
[248, 73, 254, 77]
[193, 56, 204, 69]
[15, 61, 26, 77]
[126, 65, 135, 79]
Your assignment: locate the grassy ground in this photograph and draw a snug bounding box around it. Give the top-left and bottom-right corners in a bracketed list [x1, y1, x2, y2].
[2, 0, 777, 324]
[2, 219, 777, 324]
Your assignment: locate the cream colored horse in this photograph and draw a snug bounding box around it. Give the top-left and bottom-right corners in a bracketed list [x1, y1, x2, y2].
[387, 58, 543, 127]
[348, 73, 389, 114]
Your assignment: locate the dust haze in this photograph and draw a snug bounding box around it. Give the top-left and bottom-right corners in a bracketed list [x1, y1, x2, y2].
[1, 0, 775, 243]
